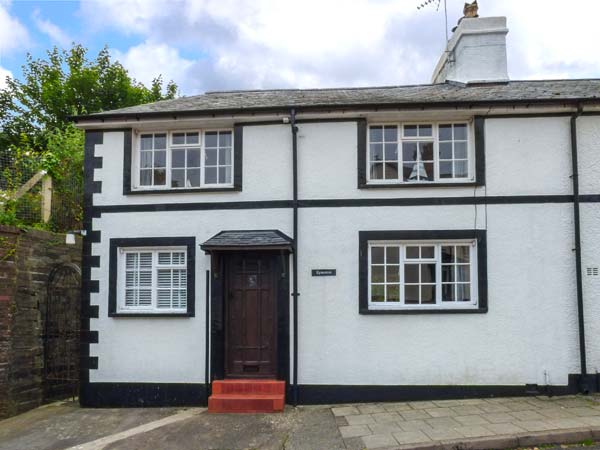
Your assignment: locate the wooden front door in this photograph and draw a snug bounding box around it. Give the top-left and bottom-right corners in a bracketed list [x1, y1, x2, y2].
[225, 252, 278, 378]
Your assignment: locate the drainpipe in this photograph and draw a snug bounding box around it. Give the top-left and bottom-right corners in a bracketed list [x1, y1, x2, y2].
[570, 104, 588, 392]
[290, 109, 300, 405]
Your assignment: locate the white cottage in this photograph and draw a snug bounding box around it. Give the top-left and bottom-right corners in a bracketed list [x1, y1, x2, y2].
[75, 14, 600, 412]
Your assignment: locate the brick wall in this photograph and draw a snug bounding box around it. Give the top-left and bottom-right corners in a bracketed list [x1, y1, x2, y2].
[0, 225, 81, 419]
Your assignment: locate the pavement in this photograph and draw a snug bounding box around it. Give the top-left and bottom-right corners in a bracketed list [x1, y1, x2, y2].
[1, 395, 600, 450]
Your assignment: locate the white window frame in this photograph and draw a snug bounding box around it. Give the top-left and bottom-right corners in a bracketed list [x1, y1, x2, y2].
[132, 129, 234, 190]
[367, 239, 479, 310]
[366, 122, 474, 185]
[116, 246, 188, 314]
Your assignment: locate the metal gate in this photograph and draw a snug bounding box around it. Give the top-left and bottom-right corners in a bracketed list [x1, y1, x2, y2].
[44, 263, 81, 400]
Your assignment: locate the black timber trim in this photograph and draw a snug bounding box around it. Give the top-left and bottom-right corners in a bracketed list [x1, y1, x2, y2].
[209, 251, 290, 389]
[72, 98, 600, 122]
[91, 194, 598, 215]
[81, 130, 103, 403]
[233, 124, 243, 190]
[122, 129, 133, 195]
[123, 127, 242, 195]
[358, 117, 485, 189]
[297, 382, 576, 405]
[108, 237, 196, 317]
[358, 230, 487, 314]
[80, 382, 208, 407]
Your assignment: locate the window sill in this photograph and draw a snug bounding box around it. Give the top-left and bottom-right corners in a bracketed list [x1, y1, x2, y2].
[110, 311, 194, 317]
[359, 181, 480, 189]
[126, 186, 241, 195]
[359, 307, 487, 315]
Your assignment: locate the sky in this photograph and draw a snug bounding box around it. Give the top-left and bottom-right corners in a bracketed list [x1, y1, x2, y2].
[0, 0, 599, 96]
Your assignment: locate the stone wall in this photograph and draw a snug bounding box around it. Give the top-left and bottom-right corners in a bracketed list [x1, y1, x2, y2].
[0, 225, 81, 419]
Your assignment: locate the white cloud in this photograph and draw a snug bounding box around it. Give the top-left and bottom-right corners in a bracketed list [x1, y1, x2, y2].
[112, 41, 193, 88]
[0, 1, 30, 53]
[32, 9, 72, 47]
[0, 66, 12, 90]
[80, 0, 600, 94]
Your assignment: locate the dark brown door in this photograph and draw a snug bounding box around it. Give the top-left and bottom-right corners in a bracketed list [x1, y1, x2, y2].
[225, 252, 278, 378]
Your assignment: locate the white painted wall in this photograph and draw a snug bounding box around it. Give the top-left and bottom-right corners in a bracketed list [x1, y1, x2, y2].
[87, 111, 600, 387]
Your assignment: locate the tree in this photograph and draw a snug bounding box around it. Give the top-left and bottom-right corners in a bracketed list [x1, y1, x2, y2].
[0, 44, 178, 151]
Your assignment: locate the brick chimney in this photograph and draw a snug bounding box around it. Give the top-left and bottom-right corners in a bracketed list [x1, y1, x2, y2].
[431, 10, 509, 84]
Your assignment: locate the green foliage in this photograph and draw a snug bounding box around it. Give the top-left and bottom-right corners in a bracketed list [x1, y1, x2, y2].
[0, 44, 178, 151]
[0, 44, 179, 230]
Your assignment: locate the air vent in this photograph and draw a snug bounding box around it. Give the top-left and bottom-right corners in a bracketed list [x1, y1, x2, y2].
[586, 267, 599, 276]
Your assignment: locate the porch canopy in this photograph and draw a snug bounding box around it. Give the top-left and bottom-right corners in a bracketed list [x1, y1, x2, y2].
[200, 230, 293, 253]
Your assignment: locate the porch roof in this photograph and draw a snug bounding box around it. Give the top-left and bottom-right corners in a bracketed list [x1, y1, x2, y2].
[200, 230, 293, 253]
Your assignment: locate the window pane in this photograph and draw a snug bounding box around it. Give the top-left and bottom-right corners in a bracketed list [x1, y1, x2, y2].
[138, 290, 152, 305]
[219, 131, 232, 147]
[387, 285, 400, 302]
[384, 126, 397, 142]
[441, 246, 454, 263]
[371, 285, 384, 302]
[442, 265, 454, 282]
[126, 253, 138, 269]
[154, 151, 166, 168]
[454, 141, 467, 159]
[404, 125, 417, 137]
[422, 162, 434, 181]
[371, 266, 385, 283]
[439, 124, 452, 141]
[171, 169, 185, 187]
[386, 247, 399, 264]
[141, 151, 153, 168]
[186, 132, 199, 144]
[442, 283, 455, 301]
[141, 134, 153, 150]
[384, 143, 397, 160]
[154, 134, 167, 149]
[172, 133, 185, 145]
[456, 246, 470, 263]
[402, 163, 413, 181]
[421, 285, 436, 304]
[369, 126, 383, 142]
[419, 124, 432, 137]
[157, 290, 171, 308]
[457, 284, 471, 301]
[439, 161, 453, 179]
[205, 167, 217, 184]
[172, 149, 185, 168]
[158, 252, 171, 264]
[402, 142, 417, 162]
[187, 169, 201, 187]
[439, 142, 453, 160]
[218, 167, 231, 184]
[205, 132, 218, 147]
[205, 149, 217, 165]
[139, 271, 152, 286]
[406, 247, 419, 259]
[371, 246, 384, 264]
[454, 124, 467, 140]
[420, 142, 433, 161]
[384, 162, 398, 179]
[421, 246, 435, 258]
[154, 169, 166, 185]
[457, 265, 470, 282]
[219, 148, 232, 165]
[370, 163, 383, 179]
[405, 285, 419, 304]
[140, 169, 152, 186]
[187, 149, 201, 167]
[386, 265, 399, 283]
[421, 264, 436, 283]
[157, 269, 172, 288]
[454, 160, 468, 178]
[404, 264, 419, 283]
[370, 143, 383, 161]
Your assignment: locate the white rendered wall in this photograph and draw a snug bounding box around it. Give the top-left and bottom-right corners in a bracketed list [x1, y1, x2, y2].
[87, 112, 595, 386]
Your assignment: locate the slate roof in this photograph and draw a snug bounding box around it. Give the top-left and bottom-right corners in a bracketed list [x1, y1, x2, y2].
[76, 79, 600, 120]
[200, 230, 293, 252]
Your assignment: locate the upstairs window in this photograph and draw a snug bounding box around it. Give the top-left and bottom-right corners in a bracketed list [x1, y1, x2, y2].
[367, 123, 472, 184]
[135, 130, 234, 190]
